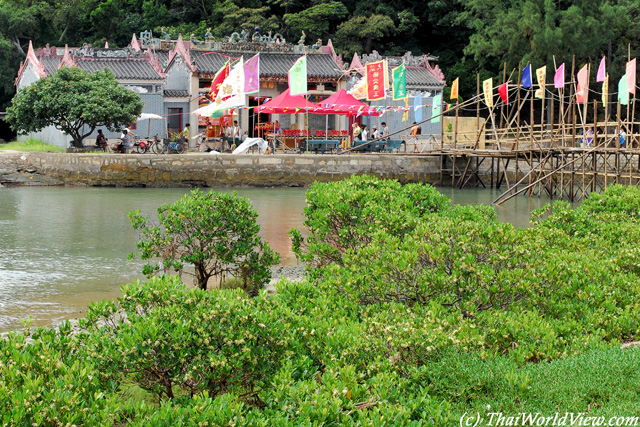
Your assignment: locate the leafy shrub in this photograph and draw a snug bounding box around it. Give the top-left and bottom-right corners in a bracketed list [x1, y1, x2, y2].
[0, 323, 120, 426]
[78, 276, 286, 404]
[129, 189, 279, 292]
[290, 175, 450, 267]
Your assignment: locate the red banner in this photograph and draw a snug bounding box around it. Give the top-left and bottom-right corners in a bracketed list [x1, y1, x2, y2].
[366, 60, 386, 101]
[210, 61, 230, 99]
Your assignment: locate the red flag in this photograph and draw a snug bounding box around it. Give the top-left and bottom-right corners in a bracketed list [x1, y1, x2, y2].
[498, 83, 508, 104]
[210, 60, 230, 99]
[366, 60, 386, 100]
[576, 64, 588, 104]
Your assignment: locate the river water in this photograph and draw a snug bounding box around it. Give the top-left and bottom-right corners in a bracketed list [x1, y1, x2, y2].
[0, 186, 550, 332]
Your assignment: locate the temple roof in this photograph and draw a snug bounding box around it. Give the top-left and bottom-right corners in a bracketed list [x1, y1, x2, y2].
[193, 52, 344, 79]
[75, 58, 162, 80]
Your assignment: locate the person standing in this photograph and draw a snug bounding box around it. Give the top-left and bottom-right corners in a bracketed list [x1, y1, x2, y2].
[381, 122, 389, 141]
[232, 120, 241, 144]
[372, 126, 379, 139]
[182, 123, 191, 149]
[351, 123, 361, 147]
[410, 122, 419, 152]
[361, 125, 368, 141]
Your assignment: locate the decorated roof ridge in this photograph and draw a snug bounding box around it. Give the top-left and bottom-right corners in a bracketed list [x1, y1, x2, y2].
[60, 44, 76, 68]
[425, 61, 446, 85]
[349, 52, 364, 72]
[146, 47, 166, 78]
[321, 39, 344, 70]
[167, 34, 197, 72]
[15, 41, 47, 85]
[131, 34, 141, 52]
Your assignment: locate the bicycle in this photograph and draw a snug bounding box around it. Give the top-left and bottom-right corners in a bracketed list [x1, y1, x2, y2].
[133, 137, 151, 154]
[148, 135, 165, 154]
[153, 137, 186, 154]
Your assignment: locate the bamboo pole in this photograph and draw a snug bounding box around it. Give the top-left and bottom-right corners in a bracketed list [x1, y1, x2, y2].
[494, 138, 612, 205]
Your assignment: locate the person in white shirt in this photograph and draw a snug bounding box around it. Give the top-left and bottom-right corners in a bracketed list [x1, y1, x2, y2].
[372, 126, 379, 139]
[361, 125, 368, 141]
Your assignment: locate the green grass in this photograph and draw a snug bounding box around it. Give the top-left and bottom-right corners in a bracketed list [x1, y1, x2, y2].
[0, 138, 65, 152]
[420, 346, 640, 416]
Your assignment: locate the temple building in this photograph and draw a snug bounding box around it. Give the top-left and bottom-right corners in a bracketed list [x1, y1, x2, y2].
[14, 30, 446, 149]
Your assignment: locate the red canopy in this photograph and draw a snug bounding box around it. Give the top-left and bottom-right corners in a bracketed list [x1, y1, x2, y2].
[320, 89, 381, 116]
[254, 89, 325, 115]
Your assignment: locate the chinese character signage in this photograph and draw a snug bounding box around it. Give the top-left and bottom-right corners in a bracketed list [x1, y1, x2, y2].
[366, 60, 386, 101]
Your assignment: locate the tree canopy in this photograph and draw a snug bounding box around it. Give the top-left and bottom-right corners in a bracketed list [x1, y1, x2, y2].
[1, 0, 640, 109]
[6, 67, 143, 147]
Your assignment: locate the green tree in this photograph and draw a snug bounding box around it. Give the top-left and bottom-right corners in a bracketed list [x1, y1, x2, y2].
[334, 14, 396, 56]
[284, 2, 349, 41]
[129, 189, 280, 292]
[6, 66, 143, 147]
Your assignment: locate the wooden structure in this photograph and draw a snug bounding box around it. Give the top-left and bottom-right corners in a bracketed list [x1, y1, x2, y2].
[342, 64, 640, 204]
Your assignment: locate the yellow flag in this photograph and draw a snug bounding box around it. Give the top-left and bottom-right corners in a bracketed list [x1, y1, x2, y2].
[402, 97, 409, 122]
[535, 66, 546, 99]
[602, 74, 609, 105]
[483, 78, 493, 107]
[450, 77, 459, 100]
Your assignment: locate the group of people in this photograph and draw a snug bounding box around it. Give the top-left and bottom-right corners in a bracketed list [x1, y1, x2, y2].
[351, 122, 389, 143]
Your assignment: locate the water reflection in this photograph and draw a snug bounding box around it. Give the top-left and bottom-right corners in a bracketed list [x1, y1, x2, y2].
[0, 185, 554, 332]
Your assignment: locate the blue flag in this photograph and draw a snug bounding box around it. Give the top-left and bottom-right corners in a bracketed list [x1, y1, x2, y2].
[522, 64, 532, 89]
[414, 93, 423, 122]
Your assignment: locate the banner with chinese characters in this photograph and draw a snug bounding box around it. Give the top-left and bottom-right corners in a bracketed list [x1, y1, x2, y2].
[366, 60, 386, 101]
[210, 60, 230, 100]
[483, 78, 493, 108]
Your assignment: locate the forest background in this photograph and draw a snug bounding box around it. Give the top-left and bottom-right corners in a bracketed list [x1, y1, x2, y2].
[1, 0, 639, 110]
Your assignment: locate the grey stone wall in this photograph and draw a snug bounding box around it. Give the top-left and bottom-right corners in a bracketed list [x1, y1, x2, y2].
[25, 153, 442, 187]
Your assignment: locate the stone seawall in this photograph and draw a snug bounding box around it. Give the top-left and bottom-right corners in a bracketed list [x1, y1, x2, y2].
[25, 152, 443, 187]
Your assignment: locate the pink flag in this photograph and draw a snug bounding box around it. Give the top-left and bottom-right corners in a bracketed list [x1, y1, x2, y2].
[498, 83, 508, 104]
[576, 64, 588, 104]
[554, 63, 565, 89]
[626, 58, 636, 95]
[597, 57, 606, 82]
[244, 54, 260, 94]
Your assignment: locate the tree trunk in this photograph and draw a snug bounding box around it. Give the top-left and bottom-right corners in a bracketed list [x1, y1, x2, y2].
[58, 20, 71, 43]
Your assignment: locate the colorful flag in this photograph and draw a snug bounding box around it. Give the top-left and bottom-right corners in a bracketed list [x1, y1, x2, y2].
[210, 60, 230, 99]
[618, 74, 629, 105]
[402, 97, 409, 122]
[626, 58, 636, 95]
[602, 74, 608, 105]
[348, 77, 367, 100]
[535, 66, 546, 99]
[483, 78, 493, 107]
[288, 55, 307, 96]
[554, 63, 565, 89]
[597, 57, 606, 82]
[244, 54, 260, 94]
[522, 65, 532, 89]
[218, 59, 244, 100]
[366, 60, 386, 100]
[576, 64, 588, 104]
[498, 83, 508, 104]
[392, 63, 407, 100]
[450, 77, 459, 100]
[414, 92, 423, 122]
[431, 94, 442, 123]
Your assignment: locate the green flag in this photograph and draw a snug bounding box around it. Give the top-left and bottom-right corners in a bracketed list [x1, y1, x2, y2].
[288, 55, 307, 96]
[618, 74, 629, 105]
[431, 94, 442, 123]
[392, 63, 407, 100]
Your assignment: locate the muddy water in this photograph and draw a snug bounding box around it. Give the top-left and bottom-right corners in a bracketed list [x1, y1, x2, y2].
[0, 186, 550, 332]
